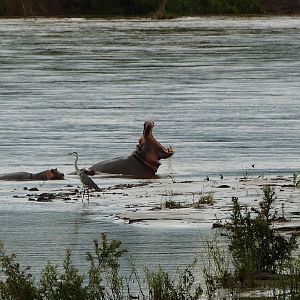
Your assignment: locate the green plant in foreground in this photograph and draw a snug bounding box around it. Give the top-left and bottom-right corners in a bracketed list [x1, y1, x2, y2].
[145, 264, 202, 300]
[0, 234, 203, 300]
[86, 233, 126, 300]
[203, 236, 229, 296]
[202, 186, 300, 298]
[225, 186, 297, 282]
[39, 250, 87, 300]
[0, 234, 127, 300]
[0, 241, 39, 300]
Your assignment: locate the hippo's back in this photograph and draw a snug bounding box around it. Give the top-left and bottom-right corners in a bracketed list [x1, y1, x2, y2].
[89, 155, 154, 177]
[0, 172, 32, 181]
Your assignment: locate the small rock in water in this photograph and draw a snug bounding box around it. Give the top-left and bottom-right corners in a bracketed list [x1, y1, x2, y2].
[217, 184, 231, 189]
[29, 187, 39, 191]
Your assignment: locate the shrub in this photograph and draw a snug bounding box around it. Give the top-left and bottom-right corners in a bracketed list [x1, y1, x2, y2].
[86, 233, 126, 300]
[225, 186, 297, 281]
[192, 193, 214, 208]
[39, 250, 87, 300]
[0, 234, 126, 300]
[145, 264, 202, 300]
[0, 241, 39, 300]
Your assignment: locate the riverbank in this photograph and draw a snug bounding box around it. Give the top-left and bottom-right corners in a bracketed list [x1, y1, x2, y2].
[0, 0, 299, 17]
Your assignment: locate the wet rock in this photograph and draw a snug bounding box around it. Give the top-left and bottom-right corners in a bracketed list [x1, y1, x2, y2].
[217, 184, 231, 188]
[36, 193, 55, 202]
[29, 187, 39, 191]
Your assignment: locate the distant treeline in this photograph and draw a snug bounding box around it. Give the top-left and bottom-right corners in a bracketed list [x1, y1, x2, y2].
[0, 0, 299, 17]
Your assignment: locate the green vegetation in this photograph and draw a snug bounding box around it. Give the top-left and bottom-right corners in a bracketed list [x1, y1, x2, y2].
[163, 0, 263, 16]
[203, 0, 263, 14]
[226, 186, 297, 279]
[144, 264, 202, 300]
[165, 199, 184, 208]
[193, 192, 214, 208]
[204, 186, 300, 298]
[0, 233, 202, 300]
[1, 186, 300, 299]
[0, 0, 7, 15]
[0, 0, 272, 17]
[0, 233, 127, 300]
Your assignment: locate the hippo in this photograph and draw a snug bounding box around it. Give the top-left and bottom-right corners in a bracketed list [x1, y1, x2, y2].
[0, 168, 64, 181]
[89, 120, 174, 178]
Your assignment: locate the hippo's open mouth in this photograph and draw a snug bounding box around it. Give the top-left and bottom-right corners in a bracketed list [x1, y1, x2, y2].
[141, 120, 174, 157]
[143, 120, 155, 136]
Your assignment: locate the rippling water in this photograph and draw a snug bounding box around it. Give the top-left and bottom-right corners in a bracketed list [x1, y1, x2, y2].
[0, 16, 300, 278]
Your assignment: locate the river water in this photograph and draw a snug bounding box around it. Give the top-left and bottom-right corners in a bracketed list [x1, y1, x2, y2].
[0, 16, 300, 285]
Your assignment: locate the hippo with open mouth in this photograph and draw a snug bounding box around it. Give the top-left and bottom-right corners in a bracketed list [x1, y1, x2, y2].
[89, 120, 174, 178]
[0, 168, 65, 181]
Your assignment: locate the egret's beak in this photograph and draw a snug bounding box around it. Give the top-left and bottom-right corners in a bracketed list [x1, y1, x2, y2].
[67, 151, 77, 156]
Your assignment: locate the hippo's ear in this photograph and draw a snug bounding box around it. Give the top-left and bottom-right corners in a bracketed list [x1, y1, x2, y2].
[50, 168, 57, 173]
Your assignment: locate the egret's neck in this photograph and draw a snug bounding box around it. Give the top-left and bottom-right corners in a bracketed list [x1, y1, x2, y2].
[74, 155, 80, 175]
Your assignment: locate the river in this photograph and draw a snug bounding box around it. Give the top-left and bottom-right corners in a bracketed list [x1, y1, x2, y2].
[0, 16, 300, 287]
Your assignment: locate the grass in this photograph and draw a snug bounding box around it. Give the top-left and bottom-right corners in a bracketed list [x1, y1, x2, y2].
[164, 191, 214, 209]
[165, 199, 184, 209]
[144, 264, 202, 300]
[193, 192, 214, 208]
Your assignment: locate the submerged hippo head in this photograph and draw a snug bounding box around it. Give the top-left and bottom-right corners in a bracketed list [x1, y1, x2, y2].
[46, 168, 65, 180]
[137, 120, 174, 171]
